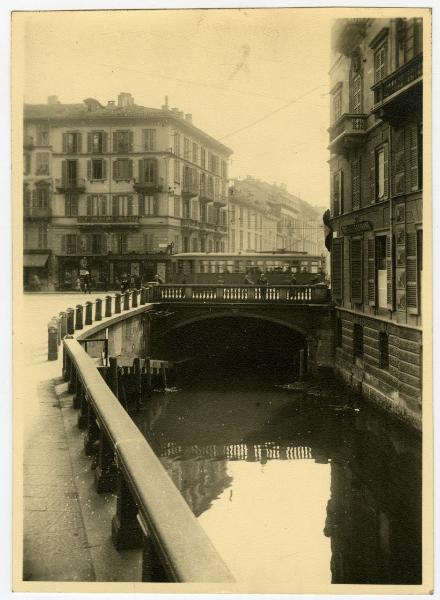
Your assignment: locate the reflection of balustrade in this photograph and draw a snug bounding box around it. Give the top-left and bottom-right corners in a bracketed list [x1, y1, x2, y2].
[153, 284, 329, 304]
[159, 441, 314, 461]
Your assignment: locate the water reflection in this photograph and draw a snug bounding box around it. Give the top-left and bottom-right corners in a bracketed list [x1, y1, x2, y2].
[133, 375, 421, 585]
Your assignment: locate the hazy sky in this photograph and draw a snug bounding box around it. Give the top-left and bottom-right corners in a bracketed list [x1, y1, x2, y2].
[23, 9, 331, 207]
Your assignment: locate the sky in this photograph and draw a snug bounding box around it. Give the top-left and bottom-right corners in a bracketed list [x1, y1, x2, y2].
[22, 9, 331, 207]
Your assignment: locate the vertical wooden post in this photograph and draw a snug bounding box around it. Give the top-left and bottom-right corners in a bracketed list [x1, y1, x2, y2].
[133, 357, 142, 410]
[105, 295, 112, 317]
[145, 358, 152, 397]
[84, 404, 100, 456]
[114, 293, 122, 314]
[95, 298, 102, 321]
[75, 304, 83, 330]
[140, 287, 146, 305]
[95, 429, 117, 493]
[111, 472, 143, 550]
[85, 301, 93, 325]
[108, 356, 119, 398]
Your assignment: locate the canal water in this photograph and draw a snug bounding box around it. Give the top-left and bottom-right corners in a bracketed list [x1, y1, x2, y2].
[133, 362, 421, 586]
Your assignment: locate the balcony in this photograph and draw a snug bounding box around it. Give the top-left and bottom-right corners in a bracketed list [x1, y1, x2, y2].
[199, 187, 214, 203]
[24, 207, 52, 220]
[55, 178, 86, 192]
[328, 113, 367, 155]
[213, 195, 228, 208]
[181, 218, 200, 230]
[77, 215, 140, 227]
[215, 224, 228, 234]
[133, 179, 163, 194]
[182, 183, 199, 198]
[372, 54, 422, 121]
[200, 221, 216, 233]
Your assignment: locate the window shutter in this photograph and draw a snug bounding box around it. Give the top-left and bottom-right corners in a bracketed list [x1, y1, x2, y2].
[392, 127, 405, 195]
[102, 159, 107, 180]
[71, 195, 78, 216]
[77, 133, 82, 154]
[61, 234, 66, 253]
[152, 159, 157, 183]
[62, 133, 68, 153]
[85, 234, 92, 253]
[102, 132, 108, 153]
[367, 235, 376, 306]
[331, 238, 343, 300]
[87, 133, 92, 154]
[112, 132, 117, 153]
[112, 160, 118, 180]
[350, 238, 363, 304]
[127, 196, 133, 216]
[142, 130, 147, 151]
[139, 195, 145, 215]
[112, 195, 118, 216]
[31, 189, 37, 206]
[86, 195, 92, 216]
[128, 160, 133, 179]
[24, 187, 31, 208]
[383, 142, 389, 199]
[406, 232, 418, 313]
[386, 234, 395, 309]
[409, 125, 419, 191]
[138, 159, 144, 183]
[129, 131, 134, 152]
[61, 160, 67, 185]
[87, 160, 92, 180]
[369, 147, 376, 203]
[351, 159, 361, 210]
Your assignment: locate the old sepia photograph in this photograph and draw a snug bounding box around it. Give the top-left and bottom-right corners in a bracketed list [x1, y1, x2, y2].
[9, 5, 433, 595]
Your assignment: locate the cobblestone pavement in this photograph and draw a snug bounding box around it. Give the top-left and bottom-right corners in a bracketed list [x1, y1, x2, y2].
[19, 293, 141, 582]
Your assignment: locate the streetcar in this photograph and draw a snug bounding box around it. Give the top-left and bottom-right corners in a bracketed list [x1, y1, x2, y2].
[166, 251, 327, 285]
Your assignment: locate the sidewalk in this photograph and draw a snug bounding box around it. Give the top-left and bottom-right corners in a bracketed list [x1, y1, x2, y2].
[21, 294, 141, 582]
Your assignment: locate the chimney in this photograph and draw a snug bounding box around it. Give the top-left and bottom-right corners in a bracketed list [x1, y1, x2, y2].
[107, 100, 116, 107]
[47, 95, 59, 105]
[162, 95, 169, 110]
[185, 113, 193, 123]
[118, 92, 134, 107]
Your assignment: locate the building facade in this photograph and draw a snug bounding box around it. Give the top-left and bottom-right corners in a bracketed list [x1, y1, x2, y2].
[229, 177, 326, 255]
[328, 18, 423, 428]
[23, 93, 232, 289]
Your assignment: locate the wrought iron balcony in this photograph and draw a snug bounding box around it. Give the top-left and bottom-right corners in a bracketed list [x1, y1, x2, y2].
[199, 221, 216, 232]
[77, 215, 140, 226]
[213, 195, 228, 208]
[181, 218, 200, 230]
[133, 179, 163, 193]
[199, 187, 214, 203]
[55, 177, 86, 192]
[24, 207, 52, 220]
[372, 54, 422, 119]
[328, 113, 368, 155]
[182, 183, 199, 198]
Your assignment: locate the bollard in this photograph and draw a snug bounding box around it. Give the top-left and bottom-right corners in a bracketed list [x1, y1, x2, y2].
[95, 298, 102, 321]
[105, 295, 112, 318]
[48, 318, 58, 361]
[75, 304, 83, 330]
[140, 287, 146, 305]
[132, 289, 138, 308]
[59, 311, 67, 340]
[85, 301, 93, 325]
[66, 308, 75, 335]
[114, 293, 122, 314]
[123, 291, 130, 311]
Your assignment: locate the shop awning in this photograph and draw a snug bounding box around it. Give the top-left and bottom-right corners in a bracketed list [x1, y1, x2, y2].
[23, 254, 49, 268]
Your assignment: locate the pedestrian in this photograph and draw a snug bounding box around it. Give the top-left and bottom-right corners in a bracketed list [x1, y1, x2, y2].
[290, 273, 297, 285]
[244, 272, 254, 285]
[154, 273, 164, 284]
[257, 271, 268, 299]
[120, 274, 129, 294]
[30, 274, 41, 291]
[83, 270, 92, 294]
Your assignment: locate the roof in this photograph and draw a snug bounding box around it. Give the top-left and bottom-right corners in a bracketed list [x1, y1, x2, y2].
[24, 100, 233, 155]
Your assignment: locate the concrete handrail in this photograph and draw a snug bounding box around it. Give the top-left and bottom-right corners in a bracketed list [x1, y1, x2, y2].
[63, 337, 234, 583]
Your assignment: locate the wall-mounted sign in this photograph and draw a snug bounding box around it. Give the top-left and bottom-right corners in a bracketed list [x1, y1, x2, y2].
[341, 221, 372, 234]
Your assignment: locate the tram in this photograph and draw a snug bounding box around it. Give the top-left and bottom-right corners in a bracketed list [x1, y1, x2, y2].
[166, 252, 327, 285]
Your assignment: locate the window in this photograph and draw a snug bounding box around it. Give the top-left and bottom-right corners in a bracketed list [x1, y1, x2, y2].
[36, 124, 49, 146]
[406, 230, 422, 314]
[208, 152, 213, 172]
[115, 234, 128, 254]
[141, 159, 157, 184]
[174, 160, 181, 183]
[200, 148, 206, 169]
[239, 230, 244, 250]
[113, 158, 132, 180]
[351, 74, 362, 114]
[374, 44, 387, 83]
[192, 238, 198, 252]
[392, 127, 405, 195]
[111, 195, 135, 216]
[36, 153, 49, 175]
[184, 138, 190, 160]
[350, 238, 363, 304]
[65, 193, 78, 216]
[143, 129, 156, 151]
[332, 86, 342, 122]
[91, 234, 102, 254]
[35, 186, 49, 209]
[141, 195, 159, 216]
[374, 144, 389, 201]
[88, 132, 105, 153]
[183, 237, 189, 252]
[174, 196, 181, 217]
[87, 195, 108, 216]
[89, 159, 105, 180]
[64, 159, 78, 183]
[63, 132, 81, 154]
[65, 234, 78, 254]
[192, 143, 198, 164]
[379, 331, 389, 369]
[351, 159, 361, 210]
[38, 224, 47, 249]
[24, 154, 31, 175]
[212, 155, 219, 175]
[353, 324, 364, 359]
[332, 170, 343, 215]
[174, 133, 181, 157]
[335, 318, 343, 348]
[113, 131, 132, 153]
[221, 160, 227, 180]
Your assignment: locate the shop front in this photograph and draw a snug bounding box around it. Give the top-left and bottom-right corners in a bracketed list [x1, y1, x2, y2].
[57, 256, 110, 291]
[23, 251, 51, 291]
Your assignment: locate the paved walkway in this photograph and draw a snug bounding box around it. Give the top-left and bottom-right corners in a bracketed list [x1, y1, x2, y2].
[21, 294, 141, 582]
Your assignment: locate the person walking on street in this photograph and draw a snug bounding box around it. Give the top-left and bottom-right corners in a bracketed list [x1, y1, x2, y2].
[257, 271, 268, 300]
[244, 273, 254, 285]
[83, 271, 92, 294]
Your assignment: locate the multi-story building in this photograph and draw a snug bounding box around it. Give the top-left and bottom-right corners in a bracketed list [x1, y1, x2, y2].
[229, 177, 326, 255]
[23, 93, 232, 289]
[328, 18, 423, 428]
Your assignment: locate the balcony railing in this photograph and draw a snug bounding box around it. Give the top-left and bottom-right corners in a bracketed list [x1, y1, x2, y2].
[199, 187, 214, 203]
[133, 179, 163, 193]
[182, 183, 199, 198]
[77, 215, 140, 225]
[24, 206, 52, 219]
[200, 221, 216, 232]
[372, 53, 423, 108]
[328, 113, 368, 154]
[55, 177, 86, 192]
[213, 195, 227, 208]
[181, 218, 200, 230]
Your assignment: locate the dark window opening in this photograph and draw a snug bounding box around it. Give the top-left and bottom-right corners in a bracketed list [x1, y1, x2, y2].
[336, 318, 342, 348]
[353, 324, 364, 359]
[379, 331, 389, 369]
